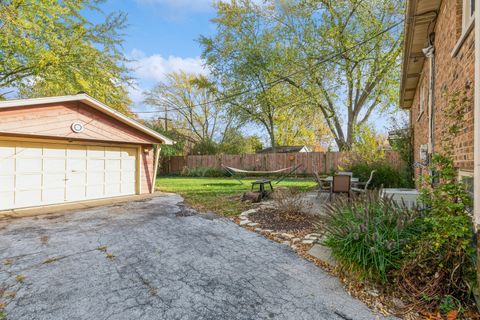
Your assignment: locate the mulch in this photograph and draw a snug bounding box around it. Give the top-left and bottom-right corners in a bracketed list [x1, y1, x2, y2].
[248, 208, 314, 233]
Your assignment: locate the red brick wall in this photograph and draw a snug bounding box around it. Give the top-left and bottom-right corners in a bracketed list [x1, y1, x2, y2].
[410, 0, 475, 178]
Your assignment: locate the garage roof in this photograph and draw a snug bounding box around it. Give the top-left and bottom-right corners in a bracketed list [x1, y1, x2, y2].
[0, 94, 174, 145]
[400, 0, 440, 109]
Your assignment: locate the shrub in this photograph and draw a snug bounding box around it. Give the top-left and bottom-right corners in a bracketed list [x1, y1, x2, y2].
[180, 167, 227, 177]
[319, 190, 422, 282]
[350, 162, 411, 188]
[396, 154, 476, 310]
[272, 187, 308, 216]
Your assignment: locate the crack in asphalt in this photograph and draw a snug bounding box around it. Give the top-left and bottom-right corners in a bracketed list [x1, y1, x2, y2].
[0, 194, 395, 320]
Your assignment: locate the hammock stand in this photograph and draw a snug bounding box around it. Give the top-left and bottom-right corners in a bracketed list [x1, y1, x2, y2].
[222, 164, 302, 185]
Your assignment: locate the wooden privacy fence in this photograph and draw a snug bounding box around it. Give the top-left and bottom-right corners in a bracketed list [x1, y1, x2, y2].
[160, 151, 404, 175]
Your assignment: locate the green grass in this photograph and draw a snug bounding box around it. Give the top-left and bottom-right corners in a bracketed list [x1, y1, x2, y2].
[156, 177, 316, 216]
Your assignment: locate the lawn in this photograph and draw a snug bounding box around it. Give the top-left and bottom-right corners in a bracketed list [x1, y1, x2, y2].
[156, 177, 316, 216]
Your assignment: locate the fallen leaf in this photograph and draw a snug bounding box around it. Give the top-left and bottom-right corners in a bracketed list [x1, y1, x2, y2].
[447, 310, 458, 320]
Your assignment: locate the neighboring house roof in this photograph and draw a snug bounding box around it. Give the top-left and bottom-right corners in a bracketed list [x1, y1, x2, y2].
[400, 0, 441, 109]
[0, 94, 174, 145]
[257, 146, 311, 153]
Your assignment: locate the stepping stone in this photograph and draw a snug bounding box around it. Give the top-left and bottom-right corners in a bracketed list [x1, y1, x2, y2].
[247, 222, 259, 227]
[301, 239, 314, 244]
[281, 233, 294, 239]
[307, 244, 336, 267]
[239, 220, 250, 225]
[306, 233, 322, 237]
[240, 209, 257, 216]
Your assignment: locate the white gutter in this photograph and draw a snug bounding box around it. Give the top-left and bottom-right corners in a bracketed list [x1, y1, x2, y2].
[474, 10, 480, 228]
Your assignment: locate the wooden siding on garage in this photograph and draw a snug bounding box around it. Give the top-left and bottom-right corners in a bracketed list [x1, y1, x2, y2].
[0, 101, 155, 145]
[141, 147, 155, 193]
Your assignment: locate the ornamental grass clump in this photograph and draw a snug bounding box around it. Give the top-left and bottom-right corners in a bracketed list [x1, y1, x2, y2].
[318, 191, 422, 282]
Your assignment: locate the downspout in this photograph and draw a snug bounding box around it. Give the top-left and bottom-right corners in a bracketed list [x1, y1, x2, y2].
[424, 40, 436, 172]
[474, 3, 480, 229]
[474, 4, 480, 297]
[152, 144, 162, 194]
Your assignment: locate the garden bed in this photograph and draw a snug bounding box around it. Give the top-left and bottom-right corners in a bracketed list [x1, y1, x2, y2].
[248, 208, 314, 233]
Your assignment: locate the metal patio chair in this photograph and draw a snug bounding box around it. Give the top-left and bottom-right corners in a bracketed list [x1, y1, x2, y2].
[329, 175, 351, 201]
[352, 170, 376, 194]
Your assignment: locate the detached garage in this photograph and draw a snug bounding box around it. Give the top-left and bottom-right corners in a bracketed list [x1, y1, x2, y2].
[0, 93, 173, 211]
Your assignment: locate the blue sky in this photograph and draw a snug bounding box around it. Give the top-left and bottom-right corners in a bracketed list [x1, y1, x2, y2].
[89, 0, 404, 136]
[89, 0, 216, 115]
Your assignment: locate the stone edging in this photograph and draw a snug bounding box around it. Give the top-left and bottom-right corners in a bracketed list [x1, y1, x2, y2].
[234, 206, 323, 250]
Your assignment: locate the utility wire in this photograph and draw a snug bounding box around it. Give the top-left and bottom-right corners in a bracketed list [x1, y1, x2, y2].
[132, 19, 403, 115]
[135, 82, 344, 115]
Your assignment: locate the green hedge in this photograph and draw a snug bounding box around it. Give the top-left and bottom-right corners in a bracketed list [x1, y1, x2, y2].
[350, 162, 413, 188]
[180, 167, 228, 177]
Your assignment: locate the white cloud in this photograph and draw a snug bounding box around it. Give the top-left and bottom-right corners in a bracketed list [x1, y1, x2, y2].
[135, 0, 267, 12]
[129, 49, 208, 82]
[135, 0, 213, 12]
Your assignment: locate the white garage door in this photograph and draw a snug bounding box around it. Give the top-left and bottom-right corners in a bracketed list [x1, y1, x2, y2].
[0, 141, 137, 210]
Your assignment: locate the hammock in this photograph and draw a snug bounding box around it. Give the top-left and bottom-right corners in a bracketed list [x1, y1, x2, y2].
[222, 164, 302, 184]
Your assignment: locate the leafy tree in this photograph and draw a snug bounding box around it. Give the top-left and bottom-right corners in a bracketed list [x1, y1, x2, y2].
[191, 139, 218, 155]
[200, 0, 329, 150]
[143, 119, 188, 157]
[201, 0, 403, 151]
[0, 0, 131, 112]
[144, 72, 238, 147]
[244, 135, 264, 154]
[275, 0, 403, 150]
[218, 128, 263, 154]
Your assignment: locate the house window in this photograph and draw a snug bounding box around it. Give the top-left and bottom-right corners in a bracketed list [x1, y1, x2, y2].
[458, 170, 474, 197]
[463, 0, 475, 32]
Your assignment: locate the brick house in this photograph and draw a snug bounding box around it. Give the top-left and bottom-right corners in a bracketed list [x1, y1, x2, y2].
[400, 0, 480, 224]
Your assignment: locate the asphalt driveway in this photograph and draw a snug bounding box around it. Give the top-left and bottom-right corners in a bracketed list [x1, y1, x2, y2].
[0, 194, 392, 320]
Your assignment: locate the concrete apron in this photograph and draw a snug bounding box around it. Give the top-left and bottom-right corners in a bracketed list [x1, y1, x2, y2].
[0, 192, 169, 220]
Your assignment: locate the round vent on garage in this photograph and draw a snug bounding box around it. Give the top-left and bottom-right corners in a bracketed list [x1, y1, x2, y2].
[71, 121, 85, 133]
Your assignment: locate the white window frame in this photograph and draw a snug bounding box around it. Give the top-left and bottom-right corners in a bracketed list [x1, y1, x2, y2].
[458, 169, 474, 196]
[463, 0, 475, 32]
[453, 0, 476, 56]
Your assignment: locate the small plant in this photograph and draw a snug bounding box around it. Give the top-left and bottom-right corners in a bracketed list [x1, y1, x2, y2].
[318, 190, 422, 282]
[96, 246, 108, 252]
[0, 310, 5, 320]
[439, 295, 460, 315]
[15, 275, 25, 283]
[106, 253, 115, 260]
[3, 259, 13, 266]
[272, 187, 308, 217]
[42, 256, 64, 264]
[148, 287, 158, 296]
